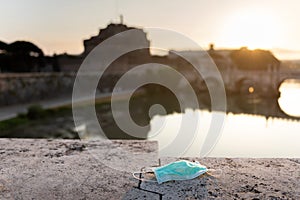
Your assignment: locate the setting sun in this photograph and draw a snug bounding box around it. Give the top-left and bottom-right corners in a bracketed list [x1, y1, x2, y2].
[223, 10, 280, 49]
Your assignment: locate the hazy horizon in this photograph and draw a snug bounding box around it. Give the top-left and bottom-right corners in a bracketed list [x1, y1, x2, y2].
[1, 0, 300, 60]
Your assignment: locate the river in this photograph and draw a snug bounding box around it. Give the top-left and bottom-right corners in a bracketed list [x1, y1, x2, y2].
[2, 79, 299, 158]
[147, 79, 300, 158]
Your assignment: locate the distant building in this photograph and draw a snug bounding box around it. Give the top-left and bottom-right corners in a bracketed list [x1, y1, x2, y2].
[83, 23, 150, 56]
[57, 23, 151, 72]
[230, 47, 280, 71]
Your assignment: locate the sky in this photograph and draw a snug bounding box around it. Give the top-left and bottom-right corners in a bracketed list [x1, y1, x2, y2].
[1, 0, 300, 59]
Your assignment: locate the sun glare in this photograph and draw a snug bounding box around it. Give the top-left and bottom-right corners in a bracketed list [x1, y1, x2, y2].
[223, 11, 279, 49]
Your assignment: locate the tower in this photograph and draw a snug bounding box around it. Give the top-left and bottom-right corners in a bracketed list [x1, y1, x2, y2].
[120, 15, 124, 24]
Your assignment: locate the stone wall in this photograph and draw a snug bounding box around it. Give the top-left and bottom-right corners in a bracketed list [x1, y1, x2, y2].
[0, 73, 76, 106]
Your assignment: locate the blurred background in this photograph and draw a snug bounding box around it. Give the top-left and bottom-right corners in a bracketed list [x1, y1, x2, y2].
[0, 0, 299, 157]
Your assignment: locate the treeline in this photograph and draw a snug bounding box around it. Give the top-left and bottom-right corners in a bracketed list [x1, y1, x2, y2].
[0, 40, 59, 72]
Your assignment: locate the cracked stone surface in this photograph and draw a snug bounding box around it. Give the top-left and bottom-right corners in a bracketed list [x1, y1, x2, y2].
[0, 139, 299, 199]
[141, 157, 300, 199]
[0, 139, 158, 199]
[122, 187, 160, 200]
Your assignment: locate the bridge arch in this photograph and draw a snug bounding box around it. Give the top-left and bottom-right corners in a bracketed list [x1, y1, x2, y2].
[277, 78, 299, 92]
[277, 79, 300, 117]
[235, 78, 259, 95]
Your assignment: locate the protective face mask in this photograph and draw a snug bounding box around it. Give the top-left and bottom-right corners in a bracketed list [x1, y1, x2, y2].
[133, 160, 208, 184]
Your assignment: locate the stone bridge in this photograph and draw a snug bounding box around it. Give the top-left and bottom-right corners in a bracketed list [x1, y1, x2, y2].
[1, 67, 300, 107]
[229, 69, 300, 96]
[105, 65, 300, 98]
[195, 66, 300, 97]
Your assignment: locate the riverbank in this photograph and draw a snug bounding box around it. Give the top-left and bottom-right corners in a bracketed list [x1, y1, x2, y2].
[0, 90, 140, 121]
[0, 90, 145, 139]
[0, 139, 298, 199]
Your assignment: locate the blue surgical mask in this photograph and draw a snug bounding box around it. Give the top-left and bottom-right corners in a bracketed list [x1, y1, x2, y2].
[133, 160, 208, 184]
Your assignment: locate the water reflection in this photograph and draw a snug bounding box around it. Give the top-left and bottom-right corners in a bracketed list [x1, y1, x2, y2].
[2, 80, 299, 158]
[146, 80, 300, 158]
[96, 80, 300, 139]
[148, 110, 300, 158]
[278, 79, 300, 117]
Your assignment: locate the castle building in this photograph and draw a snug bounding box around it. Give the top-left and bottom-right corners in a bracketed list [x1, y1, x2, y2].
[58, 23, 151, 72]
[83, 23, 150, 56]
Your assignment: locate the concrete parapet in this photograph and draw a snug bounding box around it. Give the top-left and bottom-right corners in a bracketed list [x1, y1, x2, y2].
[0, 139, 158, 199]
[0, 139, 299, 199]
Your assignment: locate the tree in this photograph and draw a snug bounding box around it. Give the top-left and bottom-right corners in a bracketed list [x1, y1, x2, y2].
[0, 41, 8, 72]
[4, 41, 45, 72]
[0, 41, 8, 51]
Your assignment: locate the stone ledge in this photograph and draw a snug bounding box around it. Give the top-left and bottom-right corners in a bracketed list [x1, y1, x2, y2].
[0, 139, 299, 199]
[0, 139, 158, 199]
[141, 157, 300, 199]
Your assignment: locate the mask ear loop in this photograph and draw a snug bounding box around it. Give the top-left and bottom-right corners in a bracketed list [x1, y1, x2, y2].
[132, 167, 158, 183]
[206, 169, 222, 178]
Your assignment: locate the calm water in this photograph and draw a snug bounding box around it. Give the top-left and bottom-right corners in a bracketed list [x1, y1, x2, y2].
[148, 79, 300, 158]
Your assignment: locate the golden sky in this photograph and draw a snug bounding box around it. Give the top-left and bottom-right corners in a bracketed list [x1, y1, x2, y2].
[0, 0, 299, 59]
